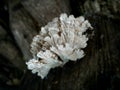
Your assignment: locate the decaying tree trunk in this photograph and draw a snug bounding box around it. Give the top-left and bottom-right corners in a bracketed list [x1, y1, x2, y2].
[0, 0, 120, 90]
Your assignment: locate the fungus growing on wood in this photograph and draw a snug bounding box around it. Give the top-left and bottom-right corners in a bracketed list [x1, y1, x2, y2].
[26, 13, 93, 79]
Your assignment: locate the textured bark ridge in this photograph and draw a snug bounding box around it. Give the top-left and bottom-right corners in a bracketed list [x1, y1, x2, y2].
[0, 0, 120, 90]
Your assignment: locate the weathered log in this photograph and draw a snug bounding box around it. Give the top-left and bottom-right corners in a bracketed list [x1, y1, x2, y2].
[0, 0, 120, 90]
[20, 14, 120, 90]
[20, 0, 120, 90]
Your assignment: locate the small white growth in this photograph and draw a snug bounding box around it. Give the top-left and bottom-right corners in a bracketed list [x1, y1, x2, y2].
[26, 13, 93, 79]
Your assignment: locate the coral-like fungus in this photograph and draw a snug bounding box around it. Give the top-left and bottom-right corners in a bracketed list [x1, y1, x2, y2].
[26, 13, 93, 79]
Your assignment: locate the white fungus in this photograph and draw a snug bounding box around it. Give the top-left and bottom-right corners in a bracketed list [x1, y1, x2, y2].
[26, 13, 93, 79]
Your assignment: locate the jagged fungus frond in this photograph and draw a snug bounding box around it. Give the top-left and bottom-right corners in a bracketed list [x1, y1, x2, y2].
[26, 13, 93, 79]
